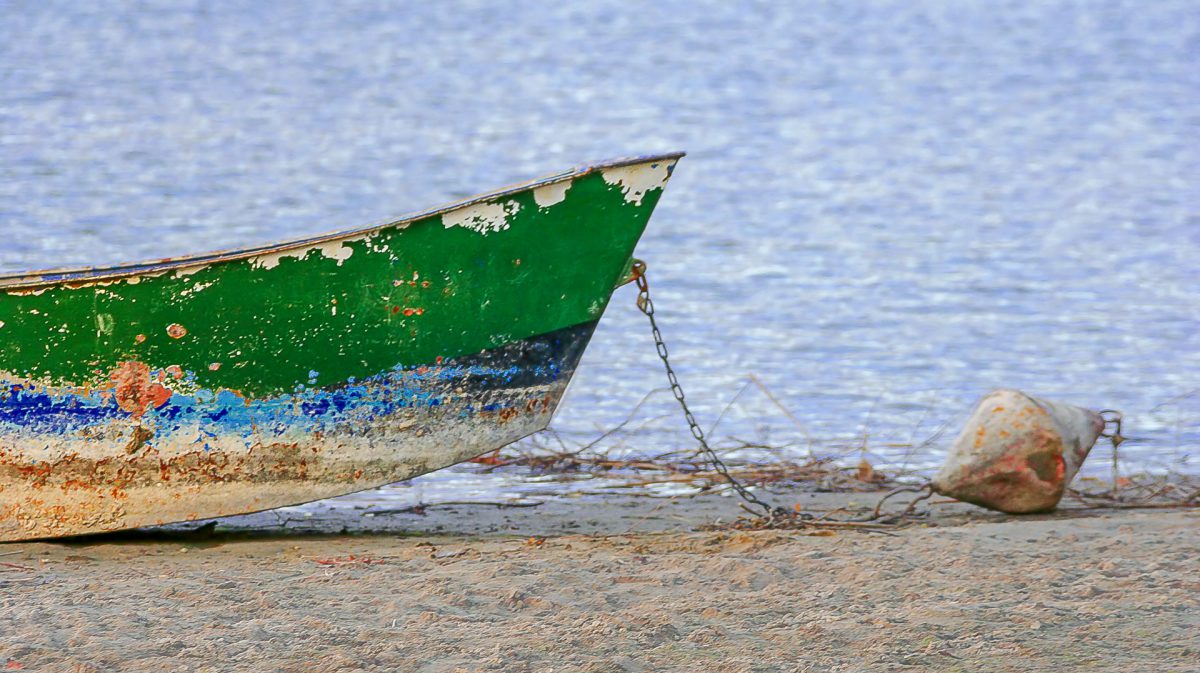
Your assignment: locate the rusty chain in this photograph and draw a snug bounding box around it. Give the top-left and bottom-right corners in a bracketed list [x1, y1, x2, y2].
[1099, 409, 1126, 496]
[631, 264, 1133, 521]
[1098, 410, 1125, 449]
[630, 260, 779, 518]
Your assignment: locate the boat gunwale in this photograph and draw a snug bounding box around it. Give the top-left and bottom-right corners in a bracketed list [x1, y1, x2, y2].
[0, 152, 685, 290]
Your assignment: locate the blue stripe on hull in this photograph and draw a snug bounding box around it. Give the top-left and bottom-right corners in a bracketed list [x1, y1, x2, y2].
[1, 321, 595, 449]
[1, 321, 598, 541]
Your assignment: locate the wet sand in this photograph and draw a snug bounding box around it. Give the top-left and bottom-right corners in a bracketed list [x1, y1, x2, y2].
[1, 488, 1196, 672]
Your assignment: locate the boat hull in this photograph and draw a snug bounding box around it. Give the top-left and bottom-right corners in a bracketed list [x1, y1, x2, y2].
[1, 322, 595, 540]
[0, 154, 681, 541]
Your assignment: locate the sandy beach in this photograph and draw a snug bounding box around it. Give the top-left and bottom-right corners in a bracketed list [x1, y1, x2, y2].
[2, 2, 1196, 671]
[1, 488, 1195, 673]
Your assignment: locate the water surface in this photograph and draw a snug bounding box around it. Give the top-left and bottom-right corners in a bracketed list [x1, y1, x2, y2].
[1, 1, 1196, 501]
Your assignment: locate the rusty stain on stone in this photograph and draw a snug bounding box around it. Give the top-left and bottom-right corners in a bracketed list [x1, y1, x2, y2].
[933, 389, 1105, 513]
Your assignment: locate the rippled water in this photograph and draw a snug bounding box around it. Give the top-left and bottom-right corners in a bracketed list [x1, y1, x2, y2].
[2, 1, 1197, 496]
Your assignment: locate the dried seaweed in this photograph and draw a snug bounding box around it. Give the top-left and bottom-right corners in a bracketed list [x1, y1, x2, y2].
[463, 379, 1197, 531]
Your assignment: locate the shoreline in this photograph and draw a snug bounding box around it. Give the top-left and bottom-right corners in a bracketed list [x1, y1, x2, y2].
[2, 486, 1196, 672]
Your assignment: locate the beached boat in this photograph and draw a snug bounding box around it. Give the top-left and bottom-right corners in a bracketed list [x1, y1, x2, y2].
[0, 152, 683, 541]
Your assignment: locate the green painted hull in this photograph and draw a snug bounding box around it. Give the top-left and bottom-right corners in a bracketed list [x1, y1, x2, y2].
[0, 153, 682, 540]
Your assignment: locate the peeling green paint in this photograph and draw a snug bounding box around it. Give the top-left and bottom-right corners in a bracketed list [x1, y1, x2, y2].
[0, 156, 680, 397]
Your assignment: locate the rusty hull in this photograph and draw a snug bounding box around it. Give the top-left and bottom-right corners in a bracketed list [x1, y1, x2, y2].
[0, 153, 683, 541]
[0, 322, 591, 540]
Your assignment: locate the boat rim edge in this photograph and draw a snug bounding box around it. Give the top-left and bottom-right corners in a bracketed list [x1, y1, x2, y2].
[0, 151, 686, 290]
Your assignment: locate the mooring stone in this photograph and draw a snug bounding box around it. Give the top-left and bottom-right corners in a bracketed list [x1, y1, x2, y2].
[932, 389, 1105, 514]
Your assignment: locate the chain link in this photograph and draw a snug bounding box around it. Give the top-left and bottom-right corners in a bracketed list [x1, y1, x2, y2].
[1098, 410, 1125, 448]
[1098, 409, 1126, 497]
[630, 260, 777, 518]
